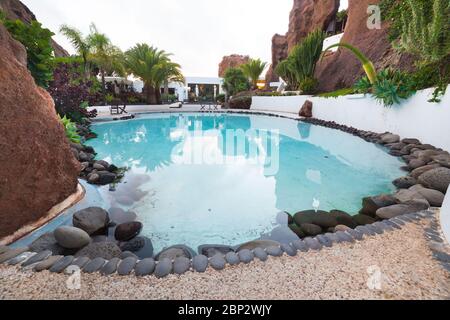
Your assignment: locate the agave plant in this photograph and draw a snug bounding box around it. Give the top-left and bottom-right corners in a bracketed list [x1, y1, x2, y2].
[322, 42, 378, 85]
[241, 58, 267, 90]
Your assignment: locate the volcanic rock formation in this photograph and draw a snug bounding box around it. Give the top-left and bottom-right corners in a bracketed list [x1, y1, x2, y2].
[266, 0, 340, 85]
[265, 34, 289, 84]
[218, 54, 250, 77]
[314, 0, 415, 92]
[0, 0, 69, 57]
[0, 24, 80, 239]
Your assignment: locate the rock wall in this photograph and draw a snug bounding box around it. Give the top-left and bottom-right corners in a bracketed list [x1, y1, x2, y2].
[266, 0, 340, 86]
[0, 24, 80, 239]
[218, 54, 250, 77]
[315, 0, 415, 92]
[0, 0, 69, 57]
[265, 34, 288, 84]
[286, 0, 340, 50]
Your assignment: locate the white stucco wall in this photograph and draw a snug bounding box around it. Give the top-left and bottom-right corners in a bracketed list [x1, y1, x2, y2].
[251, 86, 450, 243]
[251, 86, 450, 152]
[442, 190, 450, 243]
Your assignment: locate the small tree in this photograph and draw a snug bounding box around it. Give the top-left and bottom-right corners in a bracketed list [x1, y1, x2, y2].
[241, 58, 267, 90]
[222, 67, 250, 97]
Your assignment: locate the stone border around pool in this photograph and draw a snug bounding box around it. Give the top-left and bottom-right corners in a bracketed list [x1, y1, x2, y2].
[1, 210, 449, 278]
[2, 110, 449, 278]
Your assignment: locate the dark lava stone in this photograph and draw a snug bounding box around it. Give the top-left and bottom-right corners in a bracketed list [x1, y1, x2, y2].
[288, 224, 306, 238]
[360, 195, 399, 218]
[294, 210, 338, 228]
[100, 257, 121, 276]
[299, 223, 323, 237]
[97, 171, 117, 185]
[83, 258, 107, 273]
[120, 236, 154, 259]
[173, 257, 191, 275]
[198, 245, 235, 258]
[154, 258, 173, 278]
[393, 176, 418, 189]
[155, 245, 196, 261]
[352, 214, 376, 226]
[192, 255, 209, 273]
[49, 256, 74, 273]
[117, 257, 138, 276]
[114, 222, 143, 241]
[135, 258, 156, 276]
[329, 210, 357, 228]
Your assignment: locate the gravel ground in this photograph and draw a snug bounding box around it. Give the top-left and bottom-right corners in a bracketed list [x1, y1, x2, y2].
[1, 219, 449, 300]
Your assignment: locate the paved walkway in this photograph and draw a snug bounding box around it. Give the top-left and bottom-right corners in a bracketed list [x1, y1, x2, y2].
[88, 104, 301, 121]
[1, 215, 449, 300]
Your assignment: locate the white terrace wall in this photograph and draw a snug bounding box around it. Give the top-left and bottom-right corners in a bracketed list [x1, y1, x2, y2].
[251, 86, 450, 153]
[251, 86, 450, 242]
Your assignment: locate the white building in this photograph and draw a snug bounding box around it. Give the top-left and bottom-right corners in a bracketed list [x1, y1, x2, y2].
[132, 76, 224, 102]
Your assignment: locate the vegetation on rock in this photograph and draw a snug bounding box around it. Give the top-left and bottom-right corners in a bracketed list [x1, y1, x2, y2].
[59, 115, 81, 143]
[1, 14, 54, 88]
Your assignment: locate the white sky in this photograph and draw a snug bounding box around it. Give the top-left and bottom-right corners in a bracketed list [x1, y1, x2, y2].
[21, 0, 348, 77]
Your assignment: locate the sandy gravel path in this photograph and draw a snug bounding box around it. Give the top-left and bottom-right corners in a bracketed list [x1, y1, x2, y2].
[1, 216, 449, 300]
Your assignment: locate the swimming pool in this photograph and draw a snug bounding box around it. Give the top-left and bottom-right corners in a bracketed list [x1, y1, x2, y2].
[84, 113, 403, 253]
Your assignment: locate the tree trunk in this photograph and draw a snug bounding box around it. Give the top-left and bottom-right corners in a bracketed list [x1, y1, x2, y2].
[144, 83, 158, 105]
[156, 88, 162, 105]
[101, 70, 106, 106]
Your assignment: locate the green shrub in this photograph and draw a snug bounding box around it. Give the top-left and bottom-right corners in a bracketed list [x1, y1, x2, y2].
[216, 94, 226, 103]
[2, 19, 55, 88]
[59, 115, 81, 143]
[229, 96, 252, 109]
[222, 68, 250, 96]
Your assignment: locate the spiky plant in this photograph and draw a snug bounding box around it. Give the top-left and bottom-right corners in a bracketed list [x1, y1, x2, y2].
[275, 30, 326, 93]
[241, 58, 267, 90]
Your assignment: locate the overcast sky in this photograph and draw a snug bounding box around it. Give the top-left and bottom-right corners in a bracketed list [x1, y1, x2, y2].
[21, 0, 347, 77]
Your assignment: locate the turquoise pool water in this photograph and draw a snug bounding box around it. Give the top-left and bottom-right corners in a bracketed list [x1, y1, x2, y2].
[86, 113, 404, 253]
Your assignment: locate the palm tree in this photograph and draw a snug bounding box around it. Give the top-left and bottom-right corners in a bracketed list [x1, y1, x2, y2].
[241, 58, 267, 90]
[88, 24, 125, 102]
[59, 24, 92, 77]
[124, 43, 184, 104]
